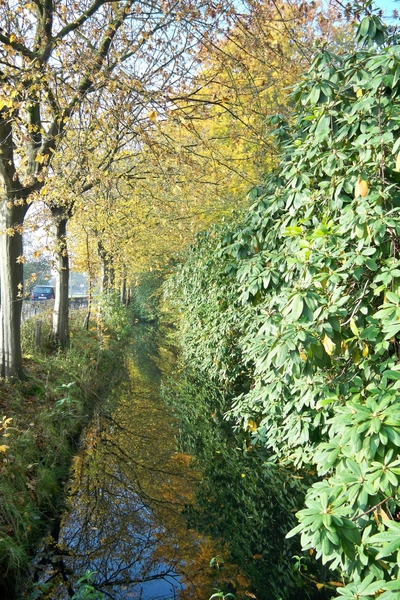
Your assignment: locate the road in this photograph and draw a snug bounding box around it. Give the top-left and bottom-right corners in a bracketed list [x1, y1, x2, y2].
[21, 297, 89, 321]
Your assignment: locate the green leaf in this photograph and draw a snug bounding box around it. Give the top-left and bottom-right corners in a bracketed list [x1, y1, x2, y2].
[382, 370, 400, 380]
[310, 342, 323, 359]
[367, 18, 377, 40]
[374, 306, 396, 319]
[376, 537, 400, 559]
[360, 325, 380, 340]
[350, 319, 359, 337]
[384, 323, 400, 339]
[315, 115, 330, 137]
[285, 523, 304, 539]
[309, 85, 321, 104]
[365, 259, 378, 271]
[358, 16, 371, 38]
[385, 291, 400, 304]
[291, 295, 304, 321]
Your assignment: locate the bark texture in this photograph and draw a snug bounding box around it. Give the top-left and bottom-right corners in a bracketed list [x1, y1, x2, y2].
[0, 110, 30, 378]
[0, 203, 26, 378]
[98, 240, 114, 294]
[52, 211, 70, 348]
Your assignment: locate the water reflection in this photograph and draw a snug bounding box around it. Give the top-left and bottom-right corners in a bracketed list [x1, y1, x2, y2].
[38, 326, 231, 599]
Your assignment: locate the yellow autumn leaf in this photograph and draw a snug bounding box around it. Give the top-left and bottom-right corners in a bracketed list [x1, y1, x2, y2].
[148, 110, 157, 123]
[356, 88, 363, 98]
[9, 33, 17, 43]
[322, 334, 335, 356]
[315, 583, 324, 590]
[0, 98, 15, 111]
[247, 418, 257, 432]
[362, 342, 369, 358]
[299, 351, 307, 361]
[0, 445, 9, 453]
[380, 508, 390, 520]
[358, 179, 369, 198]
[35, 153, 48, 164]
[355, 177, 368, 198]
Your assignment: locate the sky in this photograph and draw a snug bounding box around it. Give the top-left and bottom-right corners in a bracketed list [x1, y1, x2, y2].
[375, 0, 400, 18]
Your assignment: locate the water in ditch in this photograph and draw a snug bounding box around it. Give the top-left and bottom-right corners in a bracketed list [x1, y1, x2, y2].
[31, 324, 243, 600]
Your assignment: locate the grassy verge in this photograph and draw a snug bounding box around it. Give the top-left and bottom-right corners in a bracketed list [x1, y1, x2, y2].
[0, 308, 124, 599]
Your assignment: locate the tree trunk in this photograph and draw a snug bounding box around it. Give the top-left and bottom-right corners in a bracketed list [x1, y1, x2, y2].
[120, 276, 127, 306]
[0, 202, 27, 378]
[108, 264, 115, 291]
[84, 232, 93, 330]
[98, 240, 111, 294]
[84, 274, 93, 331]
[52, 211, 70, 348]
[34, 320, 42, 349]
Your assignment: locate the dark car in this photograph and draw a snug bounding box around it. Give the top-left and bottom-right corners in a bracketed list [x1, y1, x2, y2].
[31, 285, 55, 301]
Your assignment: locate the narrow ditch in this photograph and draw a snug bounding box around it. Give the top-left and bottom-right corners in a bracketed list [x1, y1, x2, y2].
[28, 324, 238, 600]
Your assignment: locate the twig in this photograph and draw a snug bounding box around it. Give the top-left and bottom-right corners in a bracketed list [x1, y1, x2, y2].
[352, 497, 391, 521]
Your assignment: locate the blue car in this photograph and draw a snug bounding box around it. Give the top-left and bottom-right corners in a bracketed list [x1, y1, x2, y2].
[31, 285, 55, 301]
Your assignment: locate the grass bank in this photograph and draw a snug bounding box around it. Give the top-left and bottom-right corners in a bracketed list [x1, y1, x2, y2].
[0, 306, 127, 599]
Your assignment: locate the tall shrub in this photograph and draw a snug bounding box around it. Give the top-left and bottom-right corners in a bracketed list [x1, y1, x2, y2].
[169, 15, 400, 596]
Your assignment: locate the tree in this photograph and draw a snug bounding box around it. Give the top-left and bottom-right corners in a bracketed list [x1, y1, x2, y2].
[0, 0, 134, 372]
[66, 0, 350, 297]
[131, 0, 350, 232]
[0, 0, 235, 373]
[41, 89, 143, 346]
[164, 0, 347, 193]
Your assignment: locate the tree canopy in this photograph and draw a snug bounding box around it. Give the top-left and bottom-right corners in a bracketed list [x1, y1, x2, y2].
[0, 0, 234, 373]
[66, 0, 348, 284]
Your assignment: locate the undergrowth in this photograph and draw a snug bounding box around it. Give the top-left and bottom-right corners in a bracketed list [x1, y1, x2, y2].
[0, 307, 127, 599]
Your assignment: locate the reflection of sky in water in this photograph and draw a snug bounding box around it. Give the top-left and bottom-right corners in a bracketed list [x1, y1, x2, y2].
[48, 327, 206, 600]
[59, 462, 184, 599]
